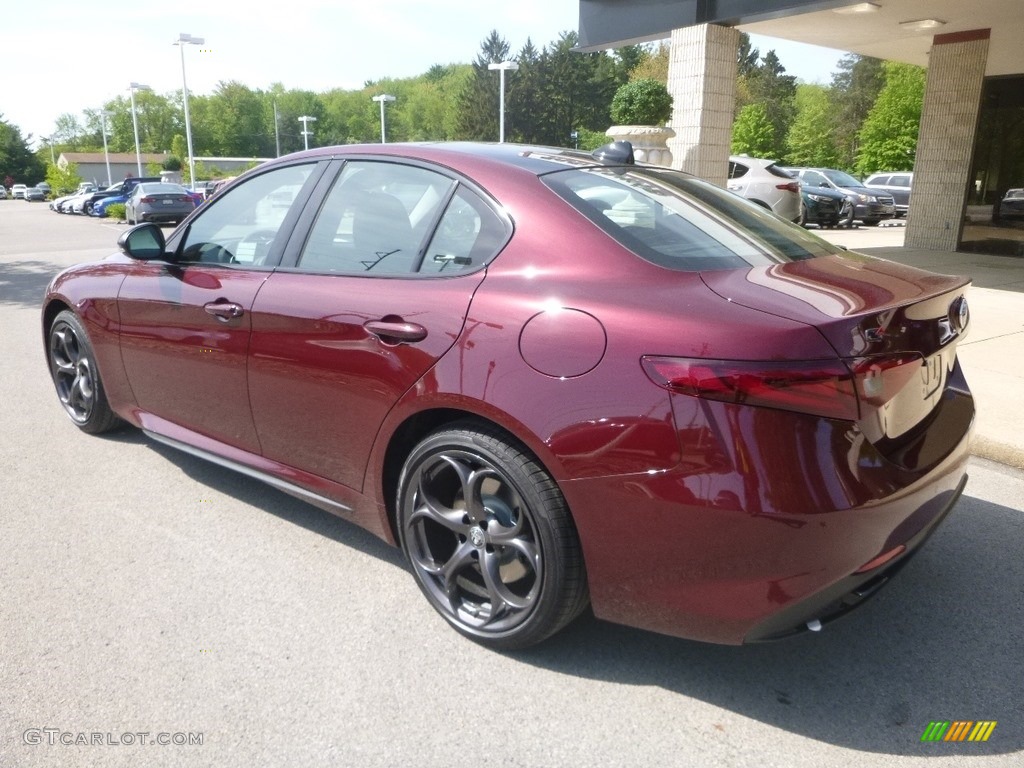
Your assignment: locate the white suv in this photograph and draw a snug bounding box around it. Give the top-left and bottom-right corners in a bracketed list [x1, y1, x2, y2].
[11, 183, 28, 199]
[727, 156, 801, 222]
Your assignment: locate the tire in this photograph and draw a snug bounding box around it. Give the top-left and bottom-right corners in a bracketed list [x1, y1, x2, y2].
[47, 310, 121, 434]
[397, 422, 588, 650]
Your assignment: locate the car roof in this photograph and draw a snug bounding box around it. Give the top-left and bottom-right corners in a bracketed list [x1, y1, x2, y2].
[272, 141, 635, 178]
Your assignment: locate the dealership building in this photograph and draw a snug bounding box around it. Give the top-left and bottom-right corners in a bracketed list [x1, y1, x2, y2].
[577, 0, 1024, 255]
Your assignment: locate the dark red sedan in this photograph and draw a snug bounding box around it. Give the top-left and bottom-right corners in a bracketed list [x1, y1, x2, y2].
[43, 141, 974, 649]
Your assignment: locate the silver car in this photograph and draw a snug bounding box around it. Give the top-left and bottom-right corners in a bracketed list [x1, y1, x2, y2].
[24, 186, 46, 202]
[727, 156, 802, 222]
[125, 182, 196, 226]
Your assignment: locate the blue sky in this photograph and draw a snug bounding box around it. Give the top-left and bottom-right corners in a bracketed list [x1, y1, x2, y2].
[3, 0, 845, 146]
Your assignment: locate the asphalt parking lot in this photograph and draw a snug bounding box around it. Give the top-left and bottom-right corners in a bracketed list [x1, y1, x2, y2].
[2, 203, 1022, 767]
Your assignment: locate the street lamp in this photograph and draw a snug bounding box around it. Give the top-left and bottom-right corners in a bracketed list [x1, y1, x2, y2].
[42, 136, 56, 167]
[487, 61, 518, 143]
[173, 33, 204, 190]
[298, 115, 317, 150]
[372, 94, 396, 144]
[128, 82, 152, 177]
[100, 111, 113, 186]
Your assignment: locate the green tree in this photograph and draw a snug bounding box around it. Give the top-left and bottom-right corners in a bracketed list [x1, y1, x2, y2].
[0, 115, 45, 184]
[731, 103, 776, 157]
[855, 61, 925, 175]
[456, 30, 511, 141]
[828, 54, 885, 171]
[785, 84, 839, 167]
[628, 42, 670, 84]
[45, 161, 81, 196]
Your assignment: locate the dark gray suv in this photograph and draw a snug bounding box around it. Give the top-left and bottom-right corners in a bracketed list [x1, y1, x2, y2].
[787, 167, 896, 226]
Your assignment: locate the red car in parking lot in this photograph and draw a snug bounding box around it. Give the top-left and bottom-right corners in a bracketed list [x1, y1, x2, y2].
[43, 141, 973, 649]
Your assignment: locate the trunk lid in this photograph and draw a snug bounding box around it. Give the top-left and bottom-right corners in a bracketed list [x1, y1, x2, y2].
[700, 253, 973, 465]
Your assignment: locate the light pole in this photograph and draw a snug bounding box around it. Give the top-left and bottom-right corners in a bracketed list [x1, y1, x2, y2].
[100, 111, 113, 186]
[298, 115, 317, 150]
[42, 136, 56, 167]
[128, 82, 151, 177]
[372, 94, 396, 143]
[487, 61, 518, 143]
[174, 33, 204, 189]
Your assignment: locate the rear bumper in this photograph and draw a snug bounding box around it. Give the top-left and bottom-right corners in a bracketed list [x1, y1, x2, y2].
[562, 395, 973, 645]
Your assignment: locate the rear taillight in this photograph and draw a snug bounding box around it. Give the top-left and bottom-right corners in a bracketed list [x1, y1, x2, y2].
[641, 352, 926, 422]
[179, 196, 193, 203]
[141, 196, 155, 203]
[642, 356, 858, 420]
[776, 181, 800, 194]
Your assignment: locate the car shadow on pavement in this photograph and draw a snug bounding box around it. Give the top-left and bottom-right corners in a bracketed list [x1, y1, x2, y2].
[132, 437, 1022, 757]
[0, 260, 61, 308]
[515, 491, 1023, 757]
[145, 439, 405, 569]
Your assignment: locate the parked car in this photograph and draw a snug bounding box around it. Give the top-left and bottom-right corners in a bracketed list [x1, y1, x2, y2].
[43, 140, 973, 650]
[124, 182, 195, 225]
[787, 167, 895, 225]
[24, 186, 46, 202]
[81, 177, 163, 215]
[90, 193, 130, 218]
[0, 187, 7, 199]
[727, 156, 802, 222]
[11, 184, 27, 199]
[798, 184, 851, 228]
[56, 184, 101, 214]
[863, 171, 913, 217]
[998, 188, 1024, 219]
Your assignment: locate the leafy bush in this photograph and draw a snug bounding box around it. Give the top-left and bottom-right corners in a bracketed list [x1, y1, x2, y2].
[162, 156, 182, 171]
[610, 79, 673, 126]
[104, 203, 127, 221]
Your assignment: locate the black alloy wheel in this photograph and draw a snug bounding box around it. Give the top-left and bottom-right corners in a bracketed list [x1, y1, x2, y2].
[48, 310, 120, 434]
[398, 423, 588, 650]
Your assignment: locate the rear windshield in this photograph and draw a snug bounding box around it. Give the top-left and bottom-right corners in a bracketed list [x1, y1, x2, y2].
[543, 167, 841, 271]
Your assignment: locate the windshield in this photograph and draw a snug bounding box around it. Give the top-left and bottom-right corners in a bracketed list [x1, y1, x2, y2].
[823, 169, 863, 188]
[543, 167, 842, 272]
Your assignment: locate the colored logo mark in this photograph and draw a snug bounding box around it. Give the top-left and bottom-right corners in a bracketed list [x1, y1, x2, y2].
[921, 721, 997, 742]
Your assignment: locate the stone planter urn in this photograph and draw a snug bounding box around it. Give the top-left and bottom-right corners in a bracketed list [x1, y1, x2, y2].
[605, 125, 676, 166]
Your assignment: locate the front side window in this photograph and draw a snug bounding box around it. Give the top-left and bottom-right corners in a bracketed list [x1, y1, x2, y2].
[177, 163, 315, 266]
[297, 161, 456, 275]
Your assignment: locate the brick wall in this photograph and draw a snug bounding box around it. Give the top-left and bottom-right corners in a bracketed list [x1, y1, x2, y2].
[905, 31, 990, 251]
[666, 24, 739, 186]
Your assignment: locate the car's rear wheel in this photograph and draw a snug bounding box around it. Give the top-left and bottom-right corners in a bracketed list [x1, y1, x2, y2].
[47, 310, 120, 434]
[397, 423, 588, 650]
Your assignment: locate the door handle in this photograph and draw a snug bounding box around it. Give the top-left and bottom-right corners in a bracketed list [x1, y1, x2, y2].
[203, 301, 244, 321]
[364, 319, 428, 343]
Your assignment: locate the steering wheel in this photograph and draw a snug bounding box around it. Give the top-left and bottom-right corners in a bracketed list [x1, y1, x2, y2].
[237, 229, 278, 265]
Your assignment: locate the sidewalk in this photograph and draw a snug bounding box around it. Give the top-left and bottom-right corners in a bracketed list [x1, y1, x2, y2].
[862, 245, 1024, 470]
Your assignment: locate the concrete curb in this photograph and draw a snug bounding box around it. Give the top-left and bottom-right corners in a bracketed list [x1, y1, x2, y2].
[972, 435, 1024, 472]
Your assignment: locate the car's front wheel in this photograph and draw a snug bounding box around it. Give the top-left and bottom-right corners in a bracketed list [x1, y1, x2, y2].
[47, 310, 120, 434]
[397, 422, 588, 650]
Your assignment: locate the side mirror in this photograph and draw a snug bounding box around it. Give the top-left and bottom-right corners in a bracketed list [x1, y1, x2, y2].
[117, 223, 167, 260]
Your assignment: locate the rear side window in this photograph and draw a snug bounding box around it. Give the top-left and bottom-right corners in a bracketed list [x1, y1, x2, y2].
[543, 167, 839, 271]
[728, 162, 748, 179]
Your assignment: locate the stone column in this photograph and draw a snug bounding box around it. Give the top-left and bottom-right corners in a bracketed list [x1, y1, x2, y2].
[905, 30, 990, 252]
[666, 23, 739, 187]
